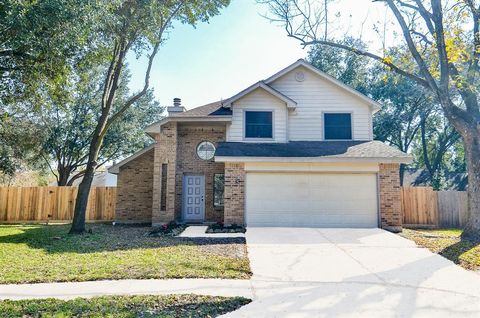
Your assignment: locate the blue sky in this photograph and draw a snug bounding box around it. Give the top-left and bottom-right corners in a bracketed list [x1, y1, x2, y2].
[127, 0, 388, 110]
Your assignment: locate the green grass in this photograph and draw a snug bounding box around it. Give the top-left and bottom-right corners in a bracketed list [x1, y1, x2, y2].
[0, 224, 251, 284]
[0, 294, 251, 318]
[401, 228, 480, 271]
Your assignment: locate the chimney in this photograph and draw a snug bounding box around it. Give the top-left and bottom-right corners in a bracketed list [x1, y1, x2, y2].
[167, 97, 185, 116]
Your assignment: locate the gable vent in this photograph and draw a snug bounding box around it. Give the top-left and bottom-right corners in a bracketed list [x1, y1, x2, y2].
[295, 71, 305, 82]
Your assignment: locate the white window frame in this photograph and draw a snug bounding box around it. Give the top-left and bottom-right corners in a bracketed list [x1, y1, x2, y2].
[322, 111, 354, 141]
[243, 109, 275, 141]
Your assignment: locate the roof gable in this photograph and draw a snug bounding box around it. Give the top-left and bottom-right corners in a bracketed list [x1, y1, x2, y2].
[221, 81, 297, 109]
[108, 145, 154, 174]
[265, 59, 381, 112]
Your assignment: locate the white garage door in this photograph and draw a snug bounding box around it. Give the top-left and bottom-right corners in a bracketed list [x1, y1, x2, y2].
[245, 173, 378, 227]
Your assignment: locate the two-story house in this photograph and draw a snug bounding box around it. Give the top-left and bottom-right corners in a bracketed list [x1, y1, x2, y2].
[109, 59, 412, 232]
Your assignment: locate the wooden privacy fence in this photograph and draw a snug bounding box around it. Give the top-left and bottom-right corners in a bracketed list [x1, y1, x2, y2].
[401, 187, 468, 228]
[0, 186, 116, 222]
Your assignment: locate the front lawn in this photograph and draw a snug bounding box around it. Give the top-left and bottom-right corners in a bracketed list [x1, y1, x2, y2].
[0, 294, 251, 318]
[401, 228, 480, 271]
[0, 224, 251, 284]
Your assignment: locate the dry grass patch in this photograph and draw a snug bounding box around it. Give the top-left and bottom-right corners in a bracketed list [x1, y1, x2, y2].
[401, 228, 480, 271]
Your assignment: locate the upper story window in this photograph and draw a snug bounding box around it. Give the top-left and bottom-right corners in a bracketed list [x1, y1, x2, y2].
[324, 113, 352, 140]
[245, 111, 273, 139]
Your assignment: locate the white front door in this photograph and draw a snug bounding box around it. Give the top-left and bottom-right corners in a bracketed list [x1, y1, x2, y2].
[245, 173, 378, 227]
[183, 175, 205, 222]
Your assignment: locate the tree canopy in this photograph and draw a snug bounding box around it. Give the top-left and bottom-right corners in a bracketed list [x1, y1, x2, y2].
[0, 0, 100, 105]
[37, 64, 162, 186]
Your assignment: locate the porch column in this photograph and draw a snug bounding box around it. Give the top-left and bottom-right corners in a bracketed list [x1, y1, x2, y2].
[152, 122, 177, 225]
[379, 163, 402, 232]
[224, 162, 245, 225]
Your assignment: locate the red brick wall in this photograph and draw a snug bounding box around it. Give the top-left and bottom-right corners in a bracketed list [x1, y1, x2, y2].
[115, 148, 154, 223]
[379, 163, 402, 232]
[224, 162, 245, 225]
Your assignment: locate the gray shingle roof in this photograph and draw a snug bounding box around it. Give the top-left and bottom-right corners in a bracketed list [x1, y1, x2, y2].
[215, 141, 412, 162]
[170, 101, 231, 117]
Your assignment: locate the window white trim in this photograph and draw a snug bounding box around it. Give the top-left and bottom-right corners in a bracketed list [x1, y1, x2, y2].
[243, 109, 276, 142]
[322, 111, 354, 141]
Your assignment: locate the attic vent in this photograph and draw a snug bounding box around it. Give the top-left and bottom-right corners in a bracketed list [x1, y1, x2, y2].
[295, 71, 305, 82]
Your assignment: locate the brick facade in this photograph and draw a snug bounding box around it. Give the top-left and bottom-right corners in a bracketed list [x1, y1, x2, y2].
[116, 123, 403, 231]
[152, 122, 178, 224]
[224, 162, 245, 225]
[115, 148, 154, 223]
[379, 163, 402, 232]
[176, 125, 225, 223]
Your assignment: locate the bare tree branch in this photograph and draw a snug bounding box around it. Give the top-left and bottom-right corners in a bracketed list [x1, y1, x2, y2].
[386, 0, 440, 91]
[103, 41, 160, 134]
[302, 39, 430, 87]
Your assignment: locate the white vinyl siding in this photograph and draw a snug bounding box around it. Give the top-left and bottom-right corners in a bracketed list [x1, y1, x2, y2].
[226, 88, 287, 142]
[245, 172, 378, 227]
[269, 66, 373, 141]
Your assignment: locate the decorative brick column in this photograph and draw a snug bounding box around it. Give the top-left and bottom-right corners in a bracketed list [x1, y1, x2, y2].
[224, 162, 245, 225]
[152, 122, 177, 225]
[379, 163, 402, 232]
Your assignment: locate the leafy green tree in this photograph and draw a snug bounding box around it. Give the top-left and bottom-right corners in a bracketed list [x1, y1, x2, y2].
[1, 0, 101, 179]
[0, 0, 99, 105]
[308, 38, 371, 95]
[38, 64, 162, 186]
[416, 107, 461, 190]
[69, 0, 230, 233]
[371, 74, 428, 185]
[0, 107, 42, 177]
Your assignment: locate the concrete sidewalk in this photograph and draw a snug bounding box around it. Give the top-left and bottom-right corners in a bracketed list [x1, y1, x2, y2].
[0, 279, 253, 300]
[178, 225, 245, 238]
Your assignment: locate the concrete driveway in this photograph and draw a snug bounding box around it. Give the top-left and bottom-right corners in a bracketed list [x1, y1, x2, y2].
[224, 227, 480, 318]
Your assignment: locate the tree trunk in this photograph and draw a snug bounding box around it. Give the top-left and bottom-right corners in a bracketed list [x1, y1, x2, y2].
[69, 43, 126, 234]
[57, 167, 70, 186]
[462, 130, 480, 240]
[70, 156, 97, 234]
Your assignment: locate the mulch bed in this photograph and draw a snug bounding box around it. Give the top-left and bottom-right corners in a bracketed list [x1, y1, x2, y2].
[206, 223, 246, 234]
[148, 222, 187, 237]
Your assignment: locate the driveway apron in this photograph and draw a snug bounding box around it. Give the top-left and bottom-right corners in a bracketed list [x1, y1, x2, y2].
[223, 227, 480, 318]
